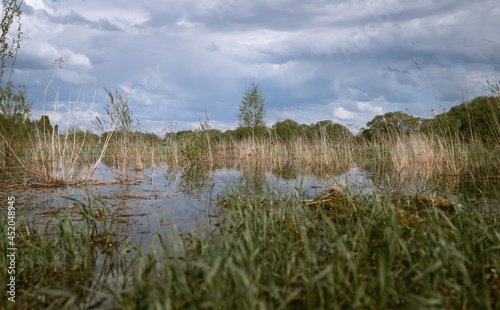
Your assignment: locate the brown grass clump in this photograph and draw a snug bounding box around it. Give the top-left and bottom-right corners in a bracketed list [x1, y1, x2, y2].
[306, 186, 453, 227]
[305, 186, 355, 221]
[306, 186, 348, 207]
[396, 209, 426, 228]
[393, 191, 454, 227]
[409, 192, 453, 208]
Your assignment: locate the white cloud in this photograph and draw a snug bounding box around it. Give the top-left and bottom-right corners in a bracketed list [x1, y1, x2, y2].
[61, 48, 92, 69]
[356, 101, 383, 114]
[57, 69, 94, 85]
[24, 0, 54, 12]
[13, 0, 500, 133]
[176, 18, 196, 28]
[334, 107, 357, 120]
[32, 108, 102, 131]
[119, 84, 153, 106]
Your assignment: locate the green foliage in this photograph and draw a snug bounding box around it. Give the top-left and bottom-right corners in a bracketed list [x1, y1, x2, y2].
[140, 132, 162, 144]
[65, 125, 100, 146]
[237, 79, 266, 147]
[306, 120, 353, 141]
[179, 113, 216, 166]
[174, 129, 193, 140]
[34, 115, 56, 135]
[359, 90, 499, 147]
[272, 119, 303, 142]
[417, 92, 500, 145]
[365, 111, 421, 140]
[0, 0, 22, 87]
[420, 112, 460, 138]
[223, 125, 268, 141]
[444, 95, 500, 145]
[0, 83, 30, 144]
[179, 130, 208, 166]
[0, 1, 30, 162]
[84, 186, 499, 309]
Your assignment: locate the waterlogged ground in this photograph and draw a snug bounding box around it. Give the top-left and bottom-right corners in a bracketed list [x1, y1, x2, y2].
[1, 163, 315, 244]
[1, 157, 499, 309]
[1, 159, 499, 248]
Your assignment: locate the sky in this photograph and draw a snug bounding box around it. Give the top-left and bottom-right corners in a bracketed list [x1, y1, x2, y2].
[9, 0, 500, 135]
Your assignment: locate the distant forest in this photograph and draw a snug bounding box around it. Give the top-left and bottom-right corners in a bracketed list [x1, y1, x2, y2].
[2, 94, 499, 148]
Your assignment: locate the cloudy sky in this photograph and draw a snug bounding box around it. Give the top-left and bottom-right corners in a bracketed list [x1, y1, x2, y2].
[11, 0, 500, 134]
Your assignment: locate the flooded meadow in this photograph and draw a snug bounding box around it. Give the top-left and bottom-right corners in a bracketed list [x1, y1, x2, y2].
[5, 158, 500, 244]
[1, 152, 500, 309]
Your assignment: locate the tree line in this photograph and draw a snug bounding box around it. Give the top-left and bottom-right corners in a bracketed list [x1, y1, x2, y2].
[172, 92, 500, 147]
[2, 92, 499, 152]
[360, 94, 500, 145]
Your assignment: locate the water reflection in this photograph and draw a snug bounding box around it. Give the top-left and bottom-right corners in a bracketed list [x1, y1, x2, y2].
[1, 159, 499, 246]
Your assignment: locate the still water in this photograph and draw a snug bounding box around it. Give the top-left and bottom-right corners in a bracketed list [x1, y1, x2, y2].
[1, 160, 499, 246]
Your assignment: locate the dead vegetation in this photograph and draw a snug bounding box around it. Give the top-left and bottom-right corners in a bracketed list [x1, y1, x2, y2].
[305, 185, 454, 226]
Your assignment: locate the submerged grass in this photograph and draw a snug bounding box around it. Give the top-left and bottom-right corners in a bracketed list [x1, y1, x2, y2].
[178, 131, 499, 178]
[104, 184, 499, 309]
[0, 193, 123, 309]
[6, 182, 496, 309]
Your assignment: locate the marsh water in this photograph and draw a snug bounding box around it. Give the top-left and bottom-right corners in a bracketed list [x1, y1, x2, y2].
[2, 159, 499, 247]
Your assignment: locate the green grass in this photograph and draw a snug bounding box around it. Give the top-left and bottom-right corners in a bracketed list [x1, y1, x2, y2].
[2, 183, 499, 309]
[0, 193, 122, 309]
[109, 185, 499, 309]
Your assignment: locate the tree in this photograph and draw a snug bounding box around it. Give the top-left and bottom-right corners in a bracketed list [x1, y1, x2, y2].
[306, 120, 353, 141]
[35, 115, 56, 135]
[0, 0, 31, 164]
[431, 95, 500, 145]
[272, 119, 302, 143]
[365, 111, 421, 141]
[237, 79, 266, 149]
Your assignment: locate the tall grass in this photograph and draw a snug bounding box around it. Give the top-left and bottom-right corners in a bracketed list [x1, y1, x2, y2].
[359, 132, 475, 176]
[213, 134, 356, 171]
[204, 130, 497, 178]
[2, 179, 499, 308]
[1, 87, 156, 186]
[4, 123, 497, 188]
[96, 183, 499, 309]
[0, 192, 122, 309]
[2, 89, 499, 186]
[1, 87, 115, 186]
